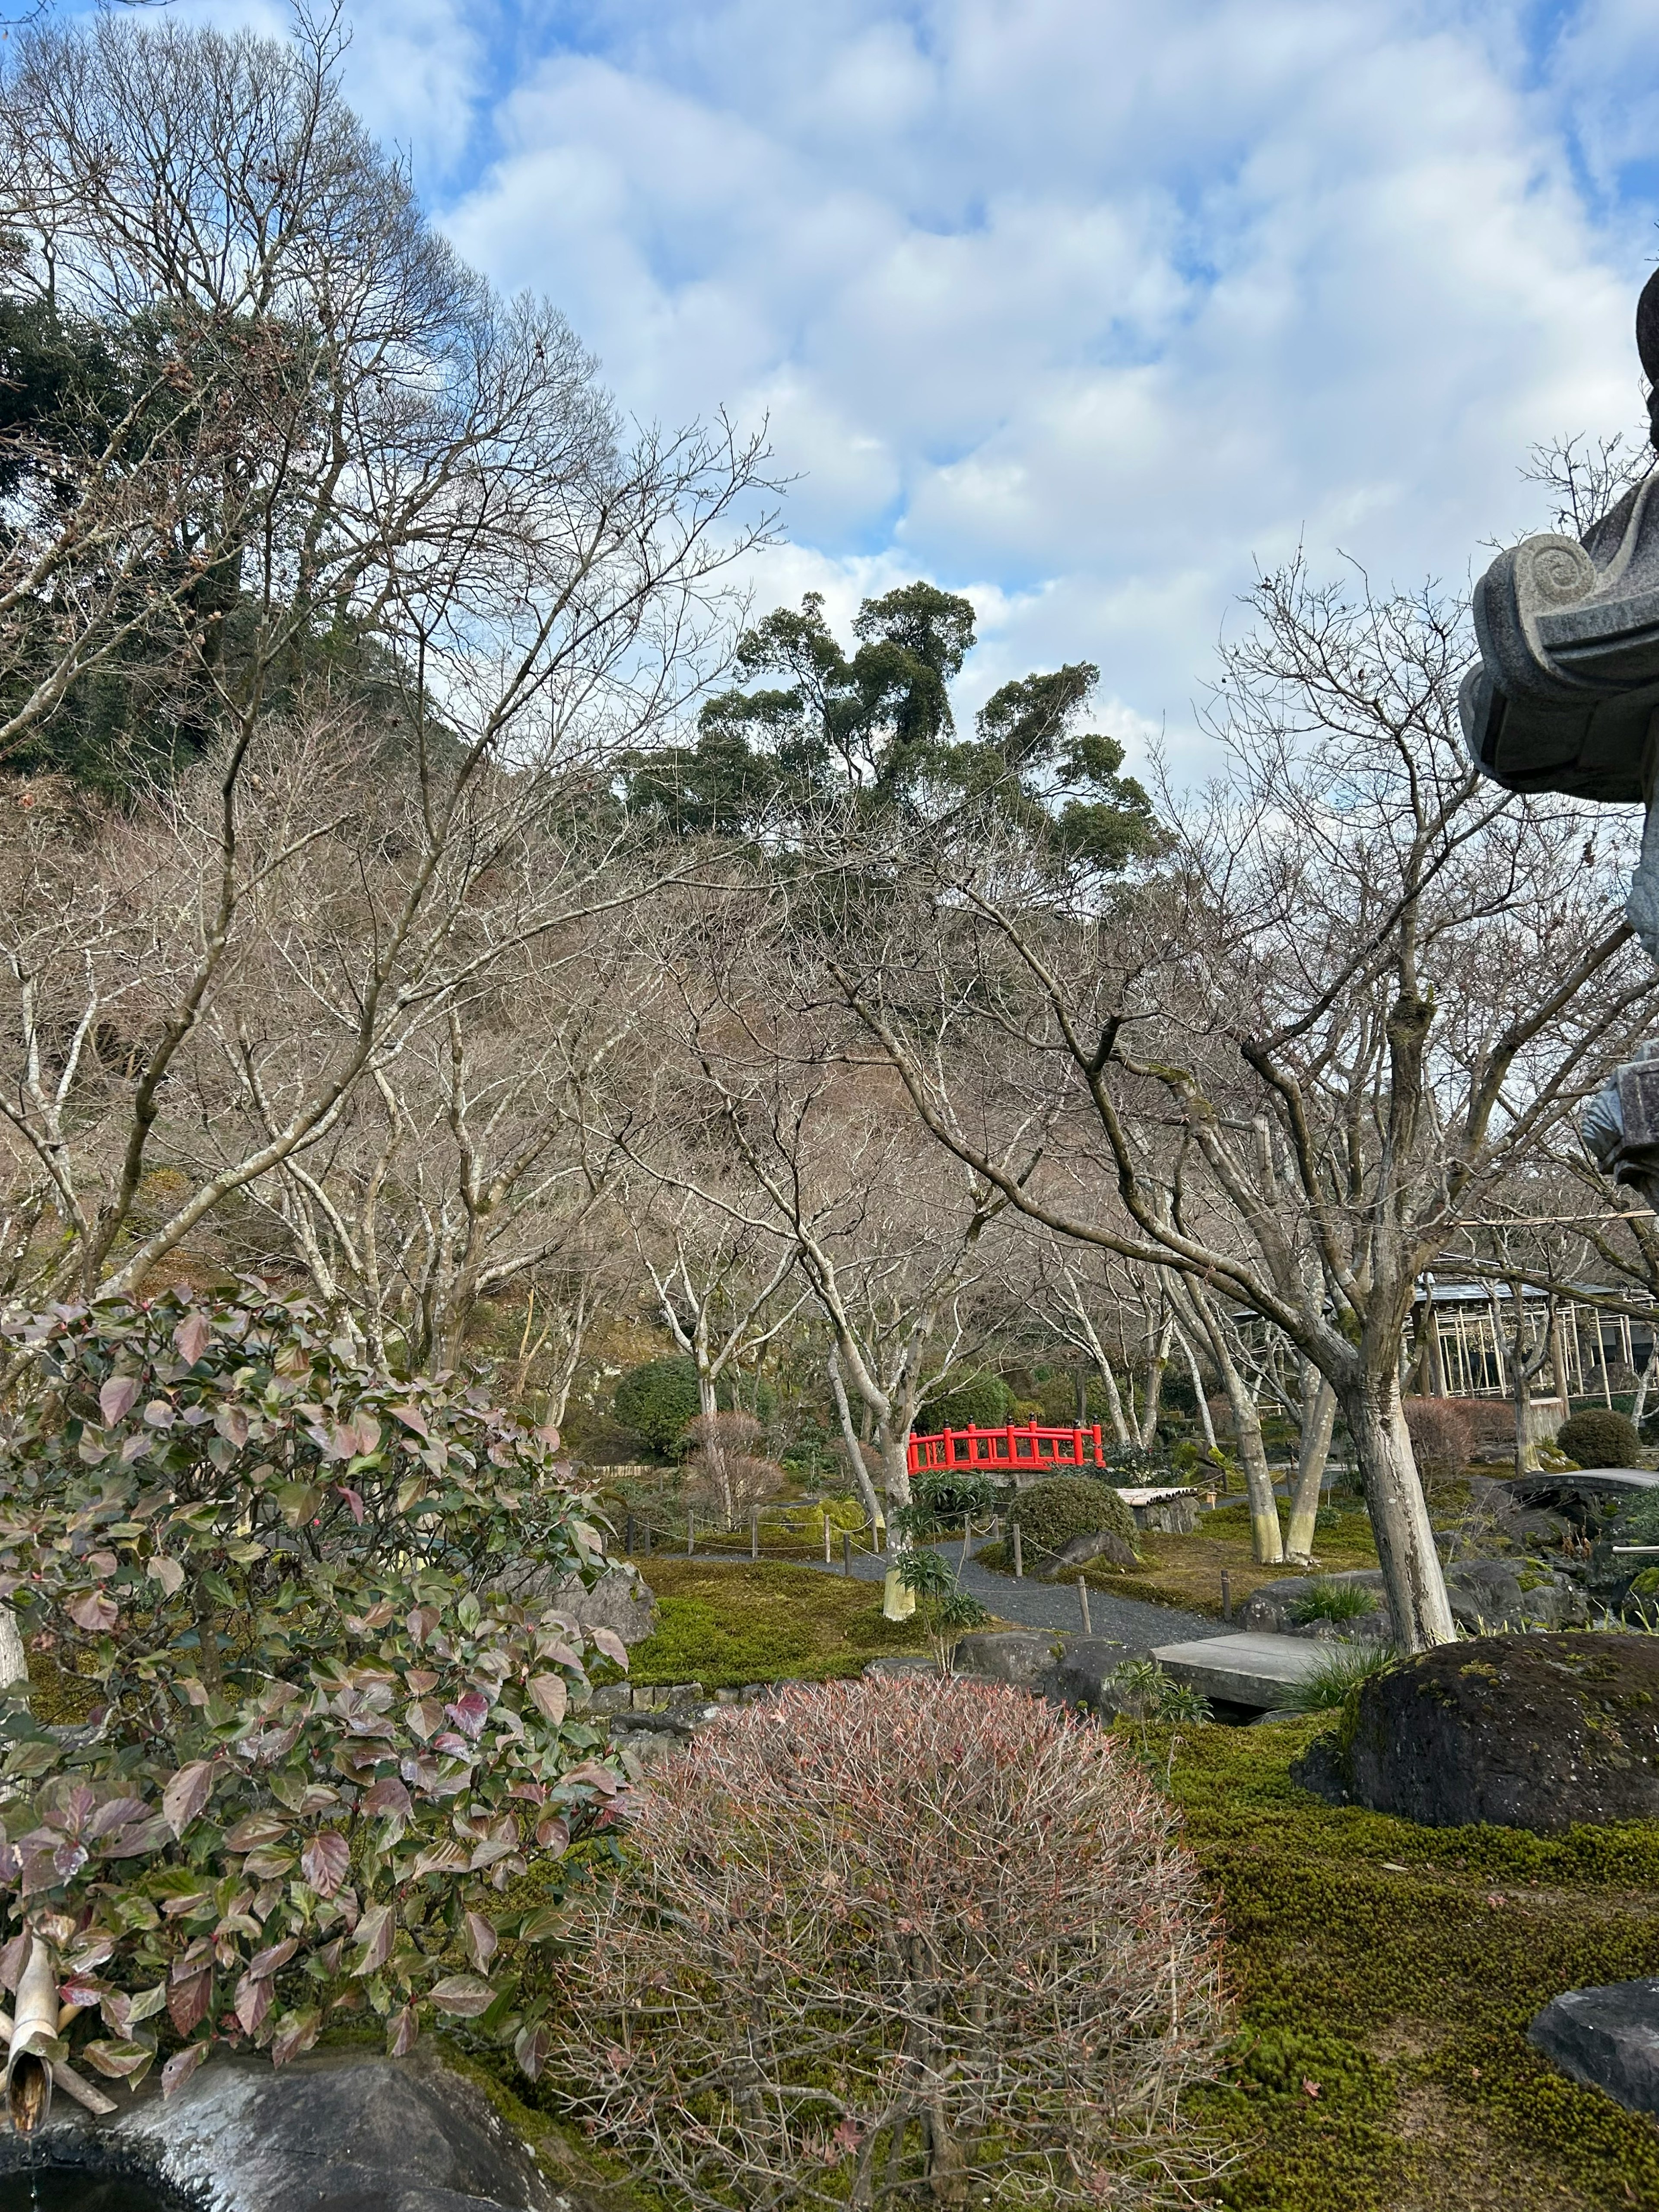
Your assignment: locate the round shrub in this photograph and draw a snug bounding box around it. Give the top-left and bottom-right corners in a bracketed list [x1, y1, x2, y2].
[1557, 1407, 1642, 1468]
[919, 1369, 1014, 1431]
[613, 1355, 702, 1456]
[1009, 1473, 1138, 1561]
[550, 1677, 1227, 2209]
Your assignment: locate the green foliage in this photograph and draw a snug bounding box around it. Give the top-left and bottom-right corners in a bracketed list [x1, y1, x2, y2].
[1289, 1579, 1379, 1625]
[906, 1464, 998, 1529]
[628, 583, 1164, 867]
[612, 1357, 702, 1457]
[1275, 1643, 1397, 1714]
[918, 1370, 1015, 1432]
[1555, 1406, 1641, 1468]
[1162, 1719, 1659, 2210]
[0, 1286, 626, 2091]
[896, 1545, 991, 1666]
[1009, 1475, 1138, 1562]
[1100, 1656, 1211, 1725]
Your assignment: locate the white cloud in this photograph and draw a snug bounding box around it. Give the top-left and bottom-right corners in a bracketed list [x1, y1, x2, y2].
[63, 0, 1659, 779]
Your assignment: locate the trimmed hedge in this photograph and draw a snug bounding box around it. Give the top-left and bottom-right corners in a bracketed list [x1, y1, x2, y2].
[613, 1355, 702, 1456]
[1556, 1406, 1640, 1468]
[1008, 1474, 1137, 1561]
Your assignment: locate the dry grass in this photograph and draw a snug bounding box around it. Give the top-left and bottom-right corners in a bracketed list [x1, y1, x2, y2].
[1079, 1499, 1379, 1616]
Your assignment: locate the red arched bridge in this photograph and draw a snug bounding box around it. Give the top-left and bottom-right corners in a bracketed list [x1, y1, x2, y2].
[906, 1421, 1109, 1476]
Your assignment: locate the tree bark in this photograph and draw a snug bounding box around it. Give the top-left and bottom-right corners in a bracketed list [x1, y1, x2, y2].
[1285, 1369, 1336, 1562]
[1341, 1371, 1456, 1649]
[1177, 1283, 1283, 1565]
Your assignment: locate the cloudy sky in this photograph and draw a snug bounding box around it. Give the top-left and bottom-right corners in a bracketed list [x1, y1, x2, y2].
[118, 0, 1659, 774]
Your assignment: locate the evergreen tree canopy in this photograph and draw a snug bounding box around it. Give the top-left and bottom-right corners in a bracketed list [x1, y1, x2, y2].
[624, 581, 1164, 870]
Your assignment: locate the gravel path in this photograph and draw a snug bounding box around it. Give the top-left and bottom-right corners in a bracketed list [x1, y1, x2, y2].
[820, 1541, 1222, 1653]
[653, 1536, 1224, 1654]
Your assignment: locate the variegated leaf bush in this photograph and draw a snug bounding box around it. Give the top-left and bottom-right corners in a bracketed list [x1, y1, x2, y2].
[0, 1285, 631, 2097]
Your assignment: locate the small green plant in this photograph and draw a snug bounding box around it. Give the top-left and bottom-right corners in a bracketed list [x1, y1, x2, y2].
[910, 1464, 997, 1527]
[1277, 1642, 1398, 1712]
[895, 1546, 991, 1669]
[1556, 1407, 1641, 1468]
[1101, 1656, 1211, 1724]
[1289, 1578, 1379, 1625]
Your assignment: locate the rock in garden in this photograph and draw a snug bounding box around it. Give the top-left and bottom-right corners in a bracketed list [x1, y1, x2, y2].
[1529, 1978, 1659, 2117]
[1294, 1632, 1659, 1830]
[0, 2047, 560, 2212]
[547, 1565, 659, 1645]
[1042, 1529, 1138, 1579]
[952, 1630, 1059, 1690]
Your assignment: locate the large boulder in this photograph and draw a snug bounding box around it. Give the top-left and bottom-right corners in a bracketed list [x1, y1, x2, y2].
[1293, 1632, 1659, 1830]
[0, 2047, 559, 2212]
[952, 1630, 1060, 1691]
[1529, 1978, 1659, 2117]
[1243, 1563, 1585, 1640]
[547, 1565, 659, 1646]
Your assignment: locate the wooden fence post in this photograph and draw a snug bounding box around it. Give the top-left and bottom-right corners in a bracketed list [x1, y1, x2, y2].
[686, 1513, 694, 1557]
[1077, 1575, 1092, 1635]
[824, 1516, 832, 1564]
[750, 1504, 759, 1561]
[626, 1513, 636, 1557]
[1012, 1521, 1023, 1579]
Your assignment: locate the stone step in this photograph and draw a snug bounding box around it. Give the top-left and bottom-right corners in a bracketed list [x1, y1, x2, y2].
[1151, 1630, 1335, 1709]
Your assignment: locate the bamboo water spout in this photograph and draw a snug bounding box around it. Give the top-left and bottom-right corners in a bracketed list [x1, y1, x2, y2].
[5, 1930, 60, 2132]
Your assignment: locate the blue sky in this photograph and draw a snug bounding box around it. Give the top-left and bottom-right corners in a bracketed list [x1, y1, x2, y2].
[124, 1, 1659, 774]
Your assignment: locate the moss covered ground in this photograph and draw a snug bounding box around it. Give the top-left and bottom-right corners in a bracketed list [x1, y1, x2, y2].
[617, 1558, 933, 1686]
[978, 1497, 1381, 1616]
[1165, 1714, 1659, 2209]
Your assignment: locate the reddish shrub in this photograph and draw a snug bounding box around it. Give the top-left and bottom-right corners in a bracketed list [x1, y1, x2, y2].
[551, 1676, 1227, 2210]
[1403, 1398, 1475, 1487]
[680, 1409, 783, 1528]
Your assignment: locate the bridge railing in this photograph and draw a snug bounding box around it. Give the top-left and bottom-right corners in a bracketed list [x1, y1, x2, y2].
[906, 1421, 1108, 1475]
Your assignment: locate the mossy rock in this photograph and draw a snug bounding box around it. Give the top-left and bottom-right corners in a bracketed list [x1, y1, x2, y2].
[1296, 1632, 1659, 1831]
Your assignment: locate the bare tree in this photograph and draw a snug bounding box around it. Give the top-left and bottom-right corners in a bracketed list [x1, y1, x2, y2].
[821, 563, 1656, 1647]
[0, 16, 768, 1341]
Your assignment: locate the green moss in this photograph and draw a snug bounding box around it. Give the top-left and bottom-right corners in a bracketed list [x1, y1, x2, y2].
[1157, 1717, 1659, 2209]
[622, 1560, 931, 1686]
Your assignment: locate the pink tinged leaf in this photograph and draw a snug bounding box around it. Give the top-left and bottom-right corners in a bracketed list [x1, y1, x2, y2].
[446, 1692, 489, 1740]
[223, 1813, 290, 1852]
[98, 1376, 141, 1427]
[337, 1487, 365, 1526]
[428, 1974, 495, 2018]
[82, 2039, 154, 2081]
[534, 1637, 583, 1671]
[52, 1840, 87, 1879]
[559, 1761, 622, 1794]
[514, 2024, 551, 2081]
[162, 2041, 212, 2099]
[391, 1405, 429, 1439]
[119, 1435, 150, 1465]
[406, 1609, 439, 1646]
[387, 2004, 419, 2059]
[143, 1399, 174, 1429]
[67, 1589, 118, 1634]
[246, 1936, 299, 1982]
[100, 1991, 131, 2037]
[270, 2008, 321, 2068]
[535, 1421, 560, 1451]
[168, 1967, 213, 2038]
[526, 1676, 567, 1728]
[405, 1698, 442, 1742]
[464, 1911, 498, 1970]
[362, 1777, 411, 1819]
[162, 1760, 216, 1838]
[57, 1977, 104, 2010]
[214, 1404, 250, 1450]
[588, 1627, 629, 1670]
[147, 1555, 184, 1598]
[301, 1831, 350, 1899]
[350, 1904, 394, 1977]
[173, 1313, 212, 1368]
[534, 1815, 569, 1857]
[234, 1972, 273, 2038]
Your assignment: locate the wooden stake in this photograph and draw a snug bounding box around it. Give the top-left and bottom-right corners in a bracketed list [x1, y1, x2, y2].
[1077, 1575, 1092, 1635]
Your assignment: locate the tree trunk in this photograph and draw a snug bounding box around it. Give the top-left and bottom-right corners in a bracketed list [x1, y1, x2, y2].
[1177, 1328, 1217, 1450]
[1096, 1352, 1131, 1445]
[1285, 1370, 1336, 1562]
[1136, 1311, 1173, 1448]
[827, 1350, 886, 1535]
[1179, 1286, 1282, 1565]
[0, 1609, 25, 1693]
[1340, 1371, 1456, 1650]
